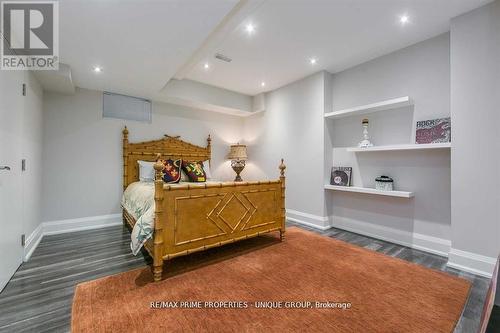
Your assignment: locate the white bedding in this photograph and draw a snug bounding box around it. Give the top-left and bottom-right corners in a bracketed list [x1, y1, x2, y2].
[122, 181, 222, 255]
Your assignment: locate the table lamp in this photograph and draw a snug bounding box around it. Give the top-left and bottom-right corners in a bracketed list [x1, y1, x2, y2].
[228, 143, 248, 182]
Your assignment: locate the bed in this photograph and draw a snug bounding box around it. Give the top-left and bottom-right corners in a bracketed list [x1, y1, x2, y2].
[121, 127, 286, 281]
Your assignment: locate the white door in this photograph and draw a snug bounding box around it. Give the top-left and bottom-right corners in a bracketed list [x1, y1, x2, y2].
[0, 69, 24, 292]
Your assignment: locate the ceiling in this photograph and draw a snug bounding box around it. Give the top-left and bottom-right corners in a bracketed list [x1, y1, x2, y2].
[58, 0, 239, 99]
[58, 0, 492, 99]
[184, 0, 492, 95]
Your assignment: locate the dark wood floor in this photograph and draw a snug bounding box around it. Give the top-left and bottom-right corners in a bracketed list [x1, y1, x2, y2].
[487, 306, 500, 333]
[0, 222, 491, 332]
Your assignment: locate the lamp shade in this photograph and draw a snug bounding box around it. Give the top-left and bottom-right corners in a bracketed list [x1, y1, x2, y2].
[227, 144, 248, 161]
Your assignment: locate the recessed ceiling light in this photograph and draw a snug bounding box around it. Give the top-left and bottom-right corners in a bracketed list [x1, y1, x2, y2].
[400, 15, 409, 24]
[93, 66, 102, 73]
[245, 23, 255, 34]
[204, 63, 210, 70]
[261, 82, 266, 87]
[310, 58, 317, 65]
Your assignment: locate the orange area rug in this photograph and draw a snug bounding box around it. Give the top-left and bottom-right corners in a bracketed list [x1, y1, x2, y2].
[72, 227, 471, 333]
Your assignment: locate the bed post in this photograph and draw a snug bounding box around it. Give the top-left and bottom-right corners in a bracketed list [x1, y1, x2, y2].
[122, 126, 129, 192]
[153, 154, 165, 282]
[122, 127, 129, 226]
[279, 159, 286, 241]
[207, 134, 212, 166]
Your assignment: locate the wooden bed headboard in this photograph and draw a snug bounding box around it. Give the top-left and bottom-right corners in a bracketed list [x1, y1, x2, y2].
[122, 126, 211, 190]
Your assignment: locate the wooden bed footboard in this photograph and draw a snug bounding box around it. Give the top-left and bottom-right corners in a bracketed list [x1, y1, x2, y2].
[150, 159, 286, 281]
[122, 126, 286, 282]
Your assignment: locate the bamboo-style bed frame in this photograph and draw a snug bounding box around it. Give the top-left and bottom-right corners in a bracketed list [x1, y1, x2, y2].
[122, 127, 286, 281]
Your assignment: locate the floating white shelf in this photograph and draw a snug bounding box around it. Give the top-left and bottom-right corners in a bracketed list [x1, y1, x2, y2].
[324, 96, 412, 119]
[324, 185, 414, 198]
[346, 142, 451, 152]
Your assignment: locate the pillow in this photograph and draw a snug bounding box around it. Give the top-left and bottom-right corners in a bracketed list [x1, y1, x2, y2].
[137, 160, 155, 182]
[180, 169, 189, 182]
[203, 160, 212, 180]
[181, 161, 210, 182]
[181, 161, 206, 182]
[161, 159, 182, 184]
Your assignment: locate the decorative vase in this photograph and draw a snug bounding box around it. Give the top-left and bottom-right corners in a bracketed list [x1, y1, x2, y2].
[358, 118, 374, 148]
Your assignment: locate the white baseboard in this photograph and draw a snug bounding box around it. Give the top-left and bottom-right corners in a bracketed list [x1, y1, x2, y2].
[447, 248, 496, 278]
[23, 223, 44, 262]
[23, 213, 123, 261]
[329, 216, 451, 257]
[412, 233, 451, 257]
[24, 212, 497, 278]
[286, 209, 331, 230]
[329, 216, 496, 277]
[43, 213, 122, 236]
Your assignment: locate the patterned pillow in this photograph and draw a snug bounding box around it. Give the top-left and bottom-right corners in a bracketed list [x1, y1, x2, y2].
[181, 161, 206, 182]
[160, 159, 182, 184]
[180, 170, 190, 182]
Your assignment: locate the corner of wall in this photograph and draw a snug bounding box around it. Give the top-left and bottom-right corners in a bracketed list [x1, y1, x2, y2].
[24, 213, 124, 261]
[286, 209, 331, 230]
[447, 249, 496, 278]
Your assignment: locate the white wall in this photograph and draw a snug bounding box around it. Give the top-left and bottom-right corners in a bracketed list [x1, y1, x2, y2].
[330, 33, 451, 124]
[42, 88, 244, 222]
[244, 72, 329, 228]
[449, 0, 500, 276]
[0, 69, 43, 264]
[22, 72, 44, 240]
[326, 33, 452, 254]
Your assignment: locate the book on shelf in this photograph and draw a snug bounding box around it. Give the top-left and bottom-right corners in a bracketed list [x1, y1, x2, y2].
[416, 117, 451, 144]
[330, 167, 352, 186]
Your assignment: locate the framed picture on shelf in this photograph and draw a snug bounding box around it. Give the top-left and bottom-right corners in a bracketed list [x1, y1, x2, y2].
[416, 117, 451, 144]
[330, 167, 352, 186]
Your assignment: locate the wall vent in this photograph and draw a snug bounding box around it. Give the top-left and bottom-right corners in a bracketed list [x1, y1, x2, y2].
[215, 53, 232, 63]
